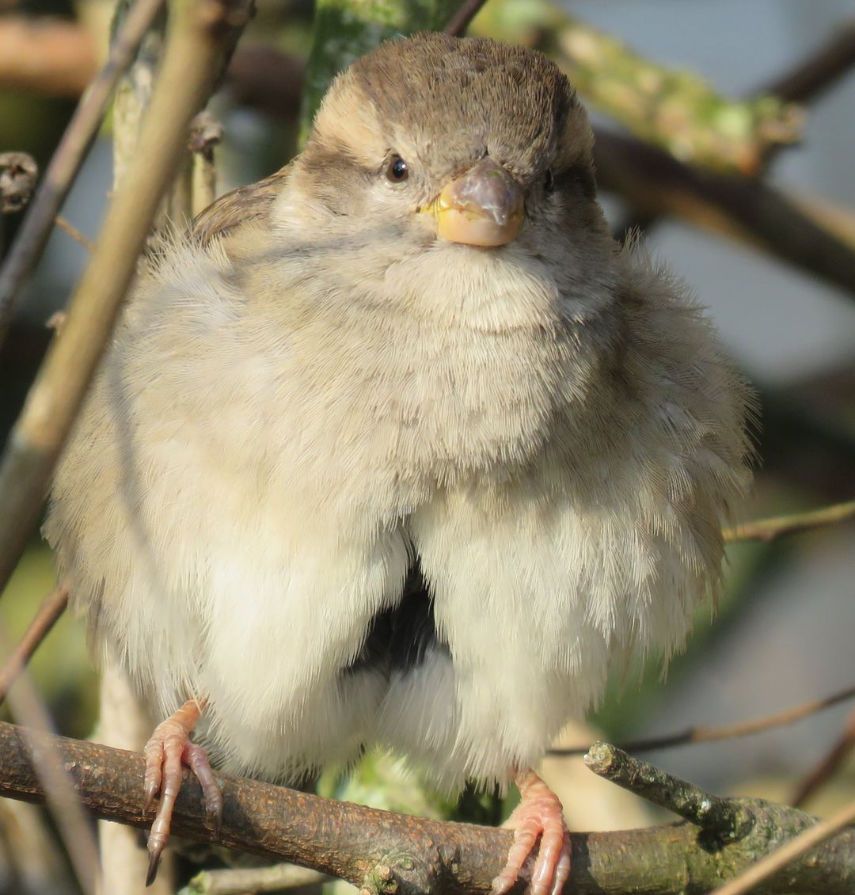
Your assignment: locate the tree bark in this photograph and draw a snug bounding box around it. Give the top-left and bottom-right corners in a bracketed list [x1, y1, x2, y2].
[0, 722, 854, 895]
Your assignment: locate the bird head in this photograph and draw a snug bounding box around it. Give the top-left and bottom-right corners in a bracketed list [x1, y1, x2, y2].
[286, 33, 603, 257]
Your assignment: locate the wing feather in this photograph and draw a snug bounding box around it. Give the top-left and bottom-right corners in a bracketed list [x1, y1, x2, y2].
[191, 163, 292, 246]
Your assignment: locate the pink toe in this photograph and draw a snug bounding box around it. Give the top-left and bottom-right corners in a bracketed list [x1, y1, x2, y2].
[496, 770, 572, 895]
[142, 699, 215, 885]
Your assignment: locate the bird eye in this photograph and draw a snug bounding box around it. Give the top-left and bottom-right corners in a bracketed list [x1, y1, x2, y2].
[544, 169, 555, 194]
[386, 156, 409, 183]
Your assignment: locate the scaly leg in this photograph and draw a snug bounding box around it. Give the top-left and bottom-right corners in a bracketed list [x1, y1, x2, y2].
[492, 769, 572, 895]
[143, 699, 222, 885]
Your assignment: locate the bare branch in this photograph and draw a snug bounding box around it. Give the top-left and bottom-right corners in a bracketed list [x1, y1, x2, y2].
[0, 585, 69, 703]
[759, 19, 855, 104]
[594, 129, 855, 299]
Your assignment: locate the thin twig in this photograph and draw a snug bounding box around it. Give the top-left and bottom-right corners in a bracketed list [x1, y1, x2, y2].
[792, 706, 855, 807]
[548, 683, 855, 756]
[724, 500, 855, 543]
[0, 0, 166, 350]
[0, 0, 253, 602]
[584, 742, 752, 841]
[444, 0, 490, 37]
[0, 585, 69, 703]
[54, 216, 95, 253]
[710, 797, 855, 895]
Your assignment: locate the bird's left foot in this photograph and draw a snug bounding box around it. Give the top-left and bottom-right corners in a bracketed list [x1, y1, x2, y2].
[492, 769, 571, 895]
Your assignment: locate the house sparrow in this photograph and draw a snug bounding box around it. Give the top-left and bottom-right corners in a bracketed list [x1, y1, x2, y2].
[45, 31, 753, 895]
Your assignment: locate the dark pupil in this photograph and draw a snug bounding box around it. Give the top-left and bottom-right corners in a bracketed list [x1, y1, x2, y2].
[391, 158, 408, 180]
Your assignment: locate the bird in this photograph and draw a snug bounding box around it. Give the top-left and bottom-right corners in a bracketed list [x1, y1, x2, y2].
[45, 31, 753, 895]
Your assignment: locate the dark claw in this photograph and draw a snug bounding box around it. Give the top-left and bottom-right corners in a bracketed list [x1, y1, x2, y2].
[207, 800, 223, 834]
[145, 848, 161, 887]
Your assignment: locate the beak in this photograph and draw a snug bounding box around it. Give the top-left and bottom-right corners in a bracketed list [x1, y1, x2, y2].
[424, 158, 524, 247]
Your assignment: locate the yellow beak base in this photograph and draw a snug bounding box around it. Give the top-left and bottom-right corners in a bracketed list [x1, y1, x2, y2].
[426, 158, 524, 247]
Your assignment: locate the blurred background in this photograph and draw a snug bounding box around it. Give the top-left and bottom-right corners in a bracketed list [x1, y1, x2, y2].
[0, 0, 853, 892]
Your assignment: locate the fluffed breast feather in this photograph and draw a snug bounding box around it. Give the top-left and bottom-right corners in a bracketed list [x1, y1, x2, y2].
[45, 169, 752, 790]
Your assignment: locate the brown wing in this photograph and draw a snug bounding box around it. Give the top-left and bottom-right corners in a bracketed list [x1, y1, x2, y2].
[191, 162, 293, 246]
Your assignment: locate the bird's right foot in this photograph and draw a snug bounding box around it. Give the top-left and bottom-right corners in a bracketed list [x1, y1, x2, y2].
[143, 699, 221, 885]
[492, 768, 572, 895]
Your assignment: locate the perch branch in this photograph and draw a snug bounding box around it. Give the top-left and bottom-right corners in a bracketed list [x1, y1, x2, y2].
[0, 722, 854, 894]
